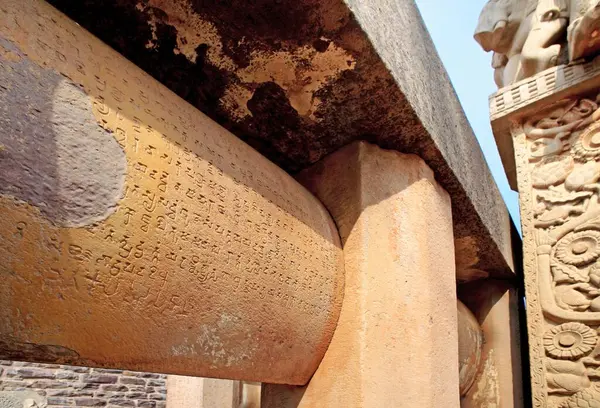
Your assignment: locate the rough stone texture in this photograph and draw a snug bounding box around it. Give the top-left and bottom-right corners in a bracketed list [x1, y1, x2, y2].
[164, 376, 203, 407]
[0, 0, 344, 384]
[489, 64, 600, 407]
[0, 38, 127, 227]
[0, 391, 46, 408]
[459, 280, 524, 408]
[43, 0, 514, 280]
[239, 382, 261, 408]
[262, 142, 459, 407]
[0, 361, 166, 408]
[200, 379, 238, 407]
[457, 301, 484, 398]
[165, 376, 261, 408]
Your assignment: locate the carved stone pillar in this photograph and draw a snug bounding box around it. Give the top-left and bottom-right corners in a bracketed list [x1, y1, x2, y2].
[490, 61, 600, 407]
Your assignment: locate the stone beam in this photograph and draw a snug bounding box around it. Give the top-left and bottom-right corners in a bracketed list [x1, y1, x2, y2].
[43, 0, 515, 280]
[0, 0, 344, 384]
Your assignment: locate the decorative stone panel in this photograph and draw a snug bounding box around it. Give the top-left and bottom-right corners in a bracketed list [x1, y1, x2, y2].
[491, 62, 600, 407]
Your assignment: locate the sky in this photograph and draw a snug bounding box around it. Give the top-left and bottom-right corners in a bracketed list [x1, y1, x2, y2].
[414, 0, 521, 230]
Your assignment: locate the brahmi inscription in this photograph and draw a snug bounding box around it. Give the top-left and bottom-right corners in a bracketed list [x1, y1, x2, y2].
[0, 0, 344, 385]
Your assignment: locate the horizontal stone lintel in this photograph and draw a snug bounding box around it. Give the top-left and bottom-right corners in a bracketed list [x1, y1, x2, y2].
[45, 0, 516, 278]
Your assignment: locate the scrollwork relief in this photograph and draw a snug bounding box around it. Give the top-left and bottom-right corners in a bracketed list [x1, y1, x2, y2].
[520, 93, 600, 405]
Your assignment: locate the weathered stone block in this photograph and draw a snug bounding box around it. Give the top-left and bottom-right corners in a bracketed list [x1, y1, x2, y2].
[459, 280, 524, 407]
[147, 393, 165, 401]
[54, 372, 79, 381]
[263, 142, 459, 407]
[99, 386, 126, 393]
[14, 370, 53, 380]
[81, 376, 117, 385]
[0, 0, 343, 384]
[106, 400, 134, 407]
[118, 378, 145, 386]
[457, 301, 484, 398]
[46, 397, 70, 406]
[73, 398, 106, 407]
[27, 383, 67, 391]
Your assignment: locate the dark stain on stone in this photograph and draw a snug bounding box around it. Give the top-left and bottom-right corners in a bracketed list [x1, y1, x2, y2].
[188, 0, 320, 66]
[245, 82, 308, 164]
[313, 38, 332, 53]
[46, 0, 231, 118]
[0, 339, 81, 365]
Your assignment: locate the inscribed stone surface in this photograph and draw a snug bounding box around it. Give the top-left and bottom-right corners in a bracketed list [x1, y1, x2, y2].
[0, 0, 343, 384]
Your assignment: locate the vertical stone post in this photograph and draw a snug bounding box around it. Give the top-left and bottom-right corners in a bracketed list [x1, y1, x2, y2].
[166, 376, 244, 408]
[262, 142, 459, 407]
[458, 280, 524, 407]
[488, 61, 600, 407]
[165, 376, 204, 408]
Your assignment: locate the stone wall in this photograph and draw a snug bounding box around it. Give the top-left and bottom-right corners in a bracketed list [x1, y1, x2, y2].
[0, 361, 166, 407]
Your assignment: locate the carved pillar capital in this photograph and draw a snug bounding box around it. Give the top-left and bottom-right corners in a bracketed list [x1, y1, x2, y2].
[475, 0, 600, 88]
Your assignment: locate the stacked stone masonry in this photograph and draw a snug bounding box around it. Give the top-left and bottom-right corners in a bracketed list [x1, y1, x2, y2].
[0, 361, 166, 407]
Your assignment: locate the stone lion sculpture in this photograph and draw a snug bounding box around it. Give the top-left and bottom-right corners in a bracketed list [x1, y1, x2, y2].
[475, 0, 600, 87]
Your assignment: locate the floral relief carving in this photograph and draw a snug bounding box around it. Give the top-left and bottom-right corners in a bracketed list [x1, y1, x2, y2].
[520, 93, 600, 405]
[544, 322, 597, 360]
[573, 123, 600, 161]
[555, 230, 600, 266]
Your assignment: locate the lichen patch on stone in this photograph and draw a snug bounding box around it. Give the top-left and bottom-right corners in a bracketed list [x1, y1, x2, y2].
[141, 0, 237, 71]
[137, 0, 356, 121]
[235, 44, 356, 119]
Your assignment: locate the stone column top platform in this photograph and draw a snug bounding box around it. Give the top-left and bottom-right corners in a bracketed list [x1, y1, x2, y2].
[490, 57, 600, 191]
[45, 0, 515, 278]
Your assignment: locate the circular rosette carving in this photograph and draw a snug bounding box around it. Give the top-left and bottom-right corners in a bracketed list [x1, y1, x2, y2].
[532, 156, 574, 188]
[560, 388, 600, 408]
[573, 122, 600, 162]
[544, 322, 597, 360]
[556, 230, 600, 266]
